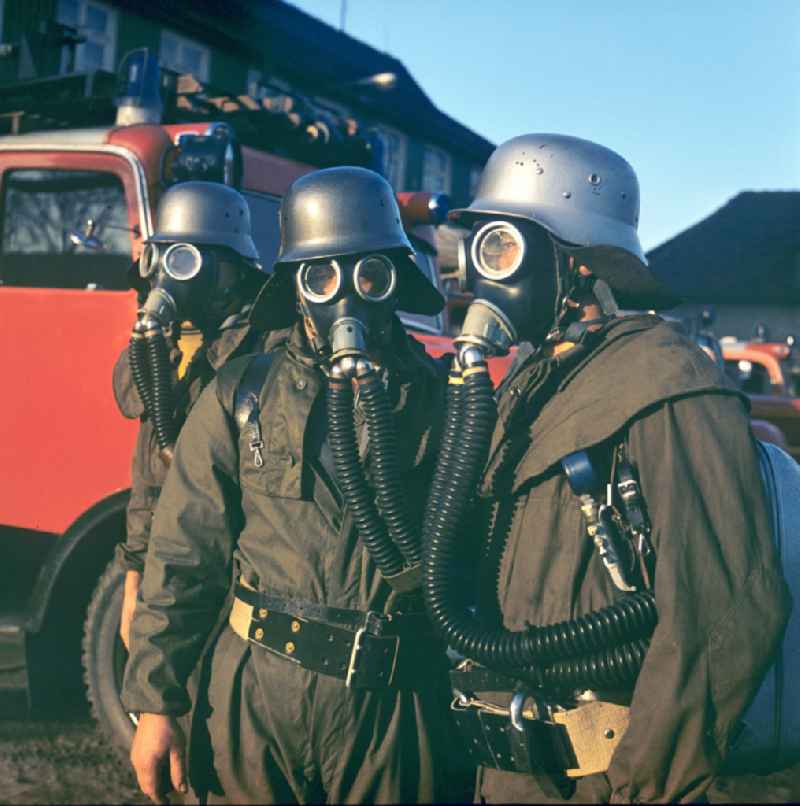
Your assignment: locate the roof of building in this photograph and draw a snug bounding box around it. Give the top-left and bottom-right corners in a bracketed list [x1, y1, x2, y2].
[646, 190, 800, 303]
[252, 1, 494, 162]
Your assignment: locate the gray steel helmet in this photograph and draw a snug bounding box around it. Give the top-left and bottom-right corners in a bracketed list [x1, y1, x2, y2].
[275, 166, 413, 266]
[252, 166, 443, 328]
[148, 180, 258, 261]
[451, 134, 677, 308]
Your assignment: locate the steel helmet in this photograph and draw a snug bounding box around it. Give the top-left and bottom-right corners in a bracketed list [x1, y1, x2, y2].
[275, 166, 414, 266]
[148, 180, 258, 261]
[252, 167, 443, 328]
[451, 134, 677, 308]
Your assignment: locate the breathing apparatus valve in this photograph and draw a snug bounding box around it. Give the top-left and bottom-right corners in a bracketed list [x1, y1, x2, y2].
[456, 300, 517, 359]
[139, 286, 178, 328]
[330, 317, 370, 373]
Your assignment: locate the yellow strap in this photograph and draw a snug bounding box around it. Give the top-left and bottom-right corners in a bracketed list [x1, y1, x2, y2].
[448, 375, 464, 385]
[229, 595, 253, 641]
[550, 340, 576, 357]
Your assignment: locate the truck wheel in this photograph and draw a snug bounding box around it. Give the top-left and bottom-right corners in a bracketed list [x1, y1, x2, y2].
[82, 560, 136, 757]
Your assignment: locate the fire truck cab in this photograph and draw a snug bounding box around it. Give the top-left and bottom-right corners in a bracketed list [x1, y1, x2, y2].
[0, 51, 476, 747]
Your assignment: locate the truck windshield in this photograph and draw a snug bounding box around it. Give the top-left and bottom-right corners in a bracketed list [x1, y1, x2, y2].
[0, 169, 132, 289]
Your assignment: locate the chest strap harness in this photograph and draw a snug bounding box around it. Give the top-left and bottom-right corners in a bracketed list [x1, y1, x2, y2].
[229, 581, 443, 690]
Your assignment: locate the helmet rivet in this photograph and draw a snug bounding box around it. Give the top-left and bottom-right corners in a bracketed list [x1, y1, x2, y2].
[534, 166, 544, 175]
[588, 173, 602, 185]
[620, 192, 628, 199]
[562, 191, 572, 199]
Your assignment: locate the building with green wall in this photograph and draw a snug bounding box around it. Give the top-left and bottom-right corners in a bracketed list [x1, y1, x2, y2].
[0, 0, 492, 206]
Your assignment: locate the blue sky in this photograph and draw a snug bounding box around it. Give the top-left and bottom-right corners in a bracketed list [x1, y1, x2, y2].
[288, 0, 799, 250]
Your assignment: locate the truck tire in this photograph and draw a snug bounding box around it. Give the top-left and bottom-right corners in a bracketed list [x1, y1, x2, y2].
[82, 560, 136, 757]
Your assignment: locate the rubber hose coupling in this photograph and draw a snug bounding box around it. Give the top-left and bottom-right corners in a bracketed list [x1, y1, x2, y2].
[330, 317, 368, 363]
[456, 300, 517, 357]
[140, 286, 178, 328]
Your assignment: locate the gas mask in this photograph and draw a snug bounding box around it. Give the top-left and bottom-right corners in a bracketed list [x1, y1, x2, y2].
[295, 252, 398, 374]
[129, 241, 249, 464]
[137, 241, 246, 333]
[457, 217, 561, 358]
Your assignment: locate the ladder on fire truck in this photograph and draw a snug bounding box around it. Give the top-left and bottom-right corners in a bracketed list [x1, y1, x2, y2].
[0, 64, 377, 169]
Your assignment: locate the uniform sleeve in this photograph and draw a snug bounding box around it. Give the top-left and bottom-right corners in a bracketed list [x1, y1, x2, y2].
[115, 421, 163, 574]
[606, 393, 791, 803]
[121, 379, 242, 716]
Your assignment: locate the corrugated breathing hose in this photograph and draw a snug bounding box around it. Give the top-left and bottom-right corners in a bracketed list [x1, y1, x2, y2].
[327, 373, 405, 578]
[422, 355, 658, 689]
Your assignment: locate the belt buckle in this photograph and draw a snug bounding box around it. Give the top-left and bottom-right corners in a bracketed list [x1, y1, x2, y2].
[508, 689, 575, 799]
[345, 611, 400, 688]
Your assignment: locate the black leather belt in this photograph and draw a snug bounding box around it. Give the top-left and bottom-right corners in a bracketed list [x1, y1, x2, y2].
[448, 666, 630, 794]
[232, 584, 442, 689]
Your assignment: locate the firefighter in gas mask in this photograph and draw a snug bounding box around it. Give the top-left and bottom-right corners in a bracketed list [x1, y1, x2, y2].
[421, 134, 791, 803]
[121, 167, 466, 804]
[112, 181, 275, 650]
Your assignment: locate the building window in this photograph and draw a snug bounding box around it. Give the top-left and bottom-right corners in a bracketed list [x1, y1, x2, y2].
[422, 145, 451, 194]
[160, 30, 210, 82]
[56, 0, 118, 72]
[374, 126, 407, 190]
[469, 165, 483, 198]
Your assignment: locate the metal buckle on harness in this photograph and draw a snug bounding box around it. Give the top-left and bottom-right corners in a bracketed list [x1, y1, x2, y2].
[509, 688, 552, 730]
[249, 437, 265, 468]
[345, 611, 400, 688]
[508, 688, 574, 799]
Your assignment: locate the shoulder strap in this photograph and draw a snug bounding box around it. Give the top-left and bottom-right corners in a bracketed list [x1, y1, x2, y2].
[235, 353, 276, 469]
[216, 351, 279, 467]
[233, 352, 276, 428]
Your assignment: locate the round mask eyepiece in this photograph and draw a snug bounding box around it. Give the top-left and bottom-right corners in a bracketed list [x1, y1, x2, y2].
[354, 254, 396, 302]
[471, 221, 525, 281]
[163, 243, 203, 281]
[298, 259, 342, 303]
[139, 243, 160, 278]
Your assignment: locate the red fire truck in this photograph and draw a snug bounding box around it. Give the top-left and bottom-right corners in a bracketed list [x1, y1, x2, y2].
[0, 51, 510, 751]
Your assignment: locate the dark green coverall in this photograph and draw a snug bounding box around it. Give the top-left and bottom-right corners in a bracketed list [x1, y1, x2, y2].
[112, 311, 269, 573]
[472, 315, 791, 804]
[121, 322, 464, 804]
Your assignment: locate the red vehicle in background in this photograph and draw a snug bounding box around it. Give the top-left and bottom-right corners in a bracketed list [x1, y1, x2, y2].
[721, 339, 800, 459]
[0, 52, 512, 749]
